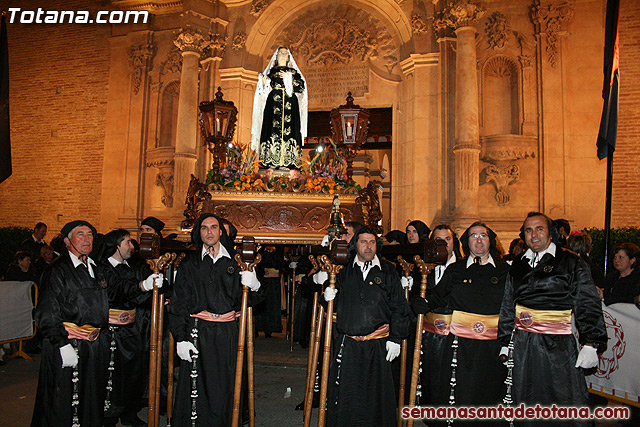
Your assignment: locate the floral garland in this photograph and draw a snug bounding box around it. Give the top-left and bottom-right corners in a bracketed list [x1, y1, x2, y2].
[205, 140, 359, 194]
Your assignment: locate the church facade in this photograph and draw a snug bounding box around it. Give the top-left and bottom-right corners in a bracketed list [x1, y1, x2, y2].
[1, 0, 638, 240]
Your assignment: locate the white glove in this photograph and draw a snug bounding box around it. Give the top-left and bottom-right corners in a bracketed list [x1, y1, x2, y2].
[401, 276, 413, 290]
[321, 235, 330, 247]
[240, 270, 261, 292]
[313, 271, 329, 285]
[176, 341, 199, 363]
[323, 287, 338, 302]
[499, 346, 509, 365]
[575, 345, 599, 369]
[142, 273, 164, 291]
[60, 344, 78, 368]
[386, 341, 401, 362]
[289, 261, 298, 269]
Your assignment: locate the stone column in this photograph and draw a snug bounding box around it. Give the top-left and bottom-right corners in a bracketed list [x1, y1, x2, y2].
[172, 28, 209, 215]
[444, 1, 485, 229]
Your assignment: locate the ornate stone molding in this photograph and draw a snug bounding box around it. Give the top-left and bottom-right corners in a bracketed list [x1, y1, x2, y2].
[480, 134, 537, 163]
[486, 12, 510, 50]
[161, 47, 182, 75]
[250, 0, 271, 17]
[231, 32, 246, 50]
[127, 43, 155, 95]
[442, 0, 486, 30]
[146, 147, 175, 208]
[530, 0, 574, 67]
[208, 33, 227, 58]
[174, 28, 210, 55]
[155, 170, 174, 207]
[411, 13, 429, 34]
[276, 5, 399, 73]
[483, 164, 519, 206]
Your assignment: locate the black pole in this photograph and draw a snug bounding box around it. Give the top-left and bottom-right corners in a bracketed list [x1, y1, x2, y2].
[603, 146, 613, 276]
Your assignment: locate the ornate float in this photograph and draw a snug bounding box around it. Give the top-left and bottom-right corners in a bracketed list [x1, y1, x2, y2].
[180, 90, 382, 243]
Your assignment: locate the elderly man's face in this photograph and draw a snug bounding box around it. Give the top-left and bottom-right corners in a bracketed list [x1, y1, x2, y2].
[356, 233, 377, 262]
[467, 226, 490, 259]
[65, 226, 93, 257]
[523, 216, 552, 253]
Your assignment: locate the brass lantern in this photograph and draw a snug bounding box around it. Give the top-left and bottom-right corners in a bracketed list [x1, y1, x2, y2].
[199, 87, 238, 176]
[330, 92, 370, 184]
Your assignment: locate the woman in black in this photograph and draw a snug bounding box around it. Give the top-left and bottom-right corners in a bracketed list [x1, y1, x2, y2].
[603, 242, 640, 306]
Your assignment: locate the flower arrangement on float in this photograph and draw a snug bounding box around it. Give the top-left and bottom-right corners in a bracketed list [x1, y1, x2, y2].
[205, 140, 359, 194]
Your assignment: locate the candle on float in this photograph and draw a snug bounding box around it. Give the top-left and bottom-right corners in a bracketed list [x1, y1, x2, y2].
[346, 122, 353, 137]
[216, 117, 220, 133]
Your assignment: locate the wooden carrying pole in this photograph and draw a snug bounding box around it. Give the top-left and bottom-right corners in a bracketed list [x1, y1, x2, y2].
[145, 252, 176, 427]
[406, 257, 435, 427]
[303, 255, 322, 427]
[247, 305, 256, 427]
[396, 256, 414, 427]
[232, 237, 261, 427]
[317, 254, 343, 427]
[289, 269, 297, 351]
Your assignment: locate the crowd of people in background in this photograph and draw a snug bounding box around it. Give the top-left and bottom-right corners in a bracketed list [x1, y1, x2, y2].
[1, 214, 638, 426]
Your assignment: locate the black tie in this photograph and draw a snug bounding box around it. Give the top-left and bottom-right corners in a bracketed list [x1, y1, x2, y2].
[363, 261, 372, 270]
[474, 256, 481, 265]
[531, 252, 539, 267]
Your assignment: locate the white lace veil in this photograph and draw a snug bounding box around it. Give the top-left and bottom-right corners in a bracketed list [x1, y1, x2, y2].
[250, 47, 308, 153]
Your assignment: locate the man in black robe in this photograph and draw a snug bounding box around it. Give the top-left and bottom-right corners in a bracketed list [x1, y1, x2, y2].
[412, 222, 509, 425]
[322, 226, 411, 427]
[498, 212, 607, 426]
[19, 222, 48, 262]
[31, 220, 108, 426]
[101, 229, 163, 427]
[412, 224, 460, 411]
[168, 213, 262, 426]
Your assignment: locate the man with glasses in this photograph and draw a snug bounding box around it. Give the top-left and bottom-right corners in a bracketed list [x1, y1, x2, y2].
[411, 222, 509, 421]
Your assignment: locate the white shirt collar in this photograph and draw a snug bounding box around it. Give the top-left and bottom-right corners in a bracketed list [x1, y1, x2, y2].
[466, 254, 496, 268]
[434, 253, 456, 286]
[69, 251, 96, 278]
[32, 234, 44, 244]
[108, 256, 129, 268]
[353, 255, 381, 280]
[201, 244, 231, 263]
[523, 241, 556, 267]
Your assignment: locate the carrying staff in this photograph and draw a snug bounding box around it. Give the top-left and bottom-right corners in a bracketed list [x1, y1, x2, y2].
[321, 226, 411, 427]
[100, 229, 163, 427]
[167, 213, 263, 426]
[30, 221, 110, 426]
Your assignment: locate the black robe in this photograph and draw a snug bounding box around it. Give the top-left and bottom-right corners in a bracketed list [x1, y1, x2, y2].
[31, 254, 109, 427]
[498, 248, 608, 426]
[426, 258, 509, 425]
[168, 251, 263, 427]
[326, 259, 411, 427]
[101, 259, 151, 420]
[259, 65, 305, 169]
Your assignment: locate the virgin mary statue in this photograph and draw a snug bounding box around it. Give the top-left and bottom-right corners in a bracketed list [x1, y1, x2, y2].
[250, 47, 308, 170]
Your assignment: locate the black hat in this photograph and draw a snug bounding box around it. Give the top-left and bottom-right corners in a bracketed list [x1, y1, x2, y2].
[141, 217, 165, 234]
[61, 220, 97, 239]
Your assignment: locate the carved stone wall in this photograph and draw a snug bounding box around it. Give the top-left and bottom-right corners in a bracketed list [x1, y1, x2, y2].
[2, 0, 638, 241]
